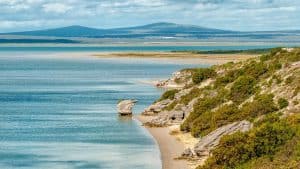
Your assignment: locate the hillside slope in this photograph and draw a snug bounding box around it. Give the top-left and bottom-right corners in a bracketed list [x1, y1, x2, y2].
[141, 47, 300, 169]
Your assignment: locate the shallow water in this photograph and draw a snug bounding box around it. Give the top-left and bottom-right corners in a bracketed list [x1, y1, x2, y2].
[0, 53, 205, 169]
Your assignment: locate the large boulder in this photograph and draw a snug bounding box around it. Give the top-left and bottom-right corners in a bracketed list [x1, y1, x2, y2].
[194, 120, 252, 157]
[117, 100, 137, 116]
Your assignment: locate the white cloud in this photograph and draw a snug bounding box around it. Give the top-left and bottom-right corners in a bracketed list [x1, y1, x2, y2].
[42, 3, 72, 14]
[0, 0, 299, 31]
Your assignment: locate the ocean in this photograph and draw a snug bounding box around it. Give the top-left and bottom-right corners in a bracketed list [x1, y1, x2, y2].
[0, 44, 281, 169]
[0, 51, 204, 169]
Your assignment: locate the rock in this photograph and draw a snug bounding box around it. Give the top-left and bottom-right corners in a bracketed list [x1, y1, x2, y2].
[144, 114, 169, 127]
[142, 99, 171, 115]
[194, 120, 252, 157]
[117, 99, 137, 116]
[156, 70, 192, 88]
[182, 148, 194, 158]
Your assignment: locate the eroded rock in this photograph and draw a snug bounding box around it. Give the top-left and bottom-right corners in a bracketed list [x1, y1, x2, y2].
[194, 120, 252, 157]
[117, 99, 137, 116]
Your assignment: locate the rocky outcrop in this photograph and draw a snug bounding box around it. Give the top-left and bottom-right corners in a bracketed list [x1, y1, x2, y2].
[142, 99, 171, 116]
[117, 99, 137, 116]
[194, 120, 252, 157]
[156, 70, 192, 88]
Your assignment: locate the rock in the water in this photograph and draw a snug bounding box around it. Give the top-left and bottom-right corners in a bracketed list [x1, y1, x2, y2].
[194, 120, 252, 157]
[117, 100, 137, 116]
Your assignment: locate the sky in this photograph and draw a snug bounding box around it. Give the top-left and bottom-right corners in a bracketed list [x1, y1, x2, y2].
[0, 0, 299, 32]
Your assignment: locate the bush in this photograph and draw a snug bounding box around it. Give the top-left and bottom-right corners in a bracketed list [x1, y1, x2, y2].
[214, 69, 243, 87]
[198, 120, 295, 169]
[192, 68, 216, 84]
[253, 121, 295, 156]
[241, 94, 278, 119]
[181, 96, 220, 133]
[230, 76, 257, 103]
[278, 98, 289, 109]
[181, 89, 228, 133]
[158, 89, 179, 101]
[244, 61, 268, 78]
[179, 87, 202, 105]
[192, 104, 240, 136]
[260, 47, 282, 62]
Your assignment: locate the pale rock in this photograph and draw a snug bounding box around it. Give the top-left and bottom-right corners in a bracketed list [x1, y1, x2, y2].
[117, 99, 137, 116]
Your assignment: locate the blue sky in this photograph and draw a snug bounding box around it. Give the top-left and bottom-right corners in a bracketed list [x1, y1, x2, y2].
[0, 0, 299, 32]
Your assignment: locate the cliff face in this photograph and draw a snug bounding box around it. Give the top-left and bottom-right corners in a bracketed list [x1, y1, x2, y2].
[142, 48, 300, 169]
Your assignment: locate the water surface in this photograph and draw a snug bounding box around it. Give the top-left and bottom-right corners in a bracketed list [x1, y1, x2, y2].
[0, 52, 203, 169]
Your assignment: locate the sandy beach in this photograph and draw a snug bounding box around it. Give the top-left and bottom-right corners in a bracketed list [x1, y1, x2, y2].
[136, 115, 191, 169]
[93, 52, 258, 64]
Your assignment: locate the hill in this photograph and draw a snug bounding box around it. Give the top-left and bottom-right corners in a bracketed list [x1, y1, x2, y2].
[140, 47, 300, 169]
[0, 22, 235, 38]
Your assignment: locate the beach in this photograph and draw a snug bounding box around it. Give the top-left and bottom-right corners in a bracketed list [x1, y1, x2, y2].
[93, 52, 258, 64]
[136, 115, 190, 169]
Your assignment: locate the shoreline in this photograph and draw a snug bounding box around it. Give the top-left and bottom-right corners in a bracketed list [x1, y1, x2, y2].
[91, 52, 259, 65]
[135, 115, 191, 169]
[3, 51, 258, 65]
[93, 52, 257, 65]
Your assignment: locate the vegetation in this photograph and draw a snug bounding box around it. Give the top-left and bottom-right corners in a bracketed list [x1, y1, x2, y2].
[157, 47, 300, 168]
[172, 48, 273, 55]
[230, 76, 257, 103]
[180, 87, 202, 105]
[192, 68, 216, 84]
[198, 115, 296, 169]
[158, 89, 179, 101]
[278, 98, 289, 109]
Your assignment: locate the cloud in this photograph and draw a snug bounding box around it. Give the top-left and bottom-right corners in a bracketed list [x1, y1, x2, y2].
[42, 3, 72, 14]
[0, 0, 299, 32]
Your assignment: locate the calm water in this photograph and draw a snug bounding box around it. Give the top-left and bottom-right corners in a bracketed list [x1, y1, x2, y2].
[0, 52, 204, 169]
[0, 45, 282, 53]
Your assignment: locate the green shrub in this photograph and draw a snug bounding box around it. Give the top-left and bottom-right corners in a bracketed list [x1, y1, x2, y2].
[244, 61, 268, 78]
[192, 68, 216, 84]
[191, 111, 213, 137]
[192, 104, 241, 137]
[180, 87, 202, 105]
[181, 96, 220, 133]
[214, 69, 243, 87]
[260, 47, 282, 62]
[181, 89, 228, 133]
[253, 121, 295, 156]
[241, 94, 278, 119]
[268, 60, 282, 71]
[198, 119, 295, 169]
[212, 104, 240, 127]
[158, 89, 179, 101]
[230, 76, 257, 103]
[271, 75, 282, 84]
[163, 100, 178, 111]
[278, 98, 289, 109]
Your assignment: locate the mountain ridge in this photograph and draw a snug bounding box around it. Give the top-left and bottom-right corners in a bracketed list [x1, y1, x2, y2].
[0, 22, 235, 38]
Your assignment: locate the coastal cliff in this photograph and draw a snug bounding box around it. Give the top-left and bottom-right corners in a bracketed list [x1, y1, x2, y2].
[140, 48, 300, 169]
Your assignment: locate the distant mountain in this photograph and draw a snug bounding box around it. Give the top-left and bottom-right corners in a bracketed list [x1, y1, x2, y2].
[1, 22, 299, 42]
[0, 22, 234, 38]
[5, 25, 109, 37]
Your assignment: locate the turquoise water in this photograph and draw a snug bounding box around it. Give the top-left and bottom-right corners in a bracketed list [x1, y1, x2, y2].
[0, 45, 283, 52]
[0, 52, 203, 169]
